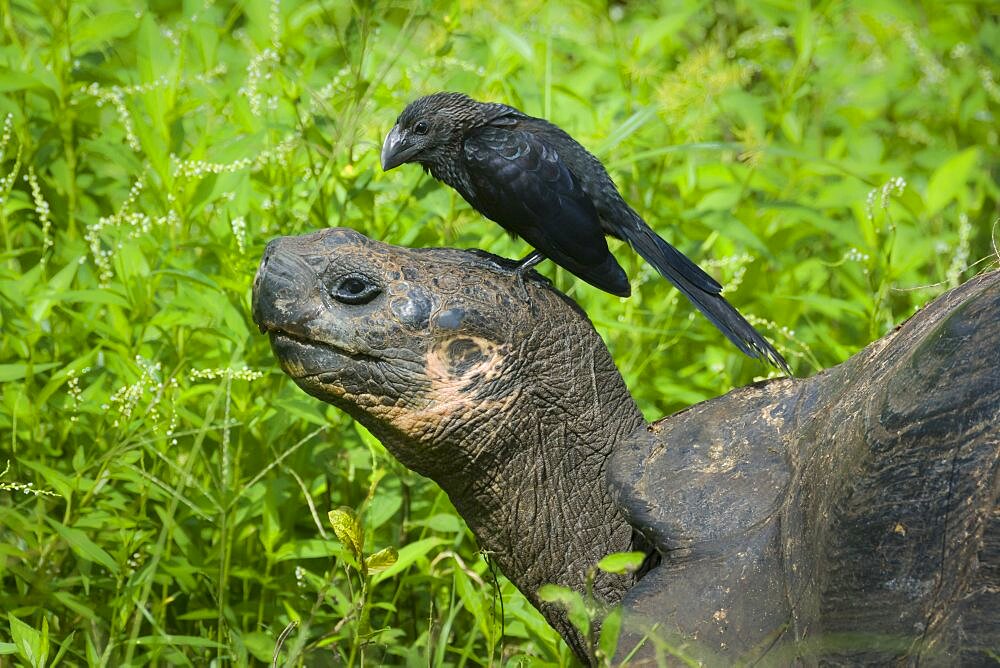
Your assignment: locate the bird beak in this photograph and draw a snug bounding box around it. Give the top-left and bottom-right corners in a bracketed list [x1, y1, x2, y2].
[380, 125, 420, 171]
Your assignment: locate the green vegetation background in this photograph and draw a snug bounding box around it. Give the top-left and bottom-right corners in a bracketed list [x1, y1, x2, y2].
[0, 0, 996, 665]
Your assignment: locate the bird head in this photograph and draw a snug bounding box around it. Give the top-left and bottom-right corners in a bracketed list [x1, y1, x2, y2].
[380, 92, 479, 171]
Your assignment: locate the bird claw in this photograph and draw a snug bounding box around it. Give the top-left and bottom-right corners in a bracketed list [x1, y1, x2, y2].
[466, 249, 546, 303]
[511, 251, 547, 302]
[513, 267, 532, 302]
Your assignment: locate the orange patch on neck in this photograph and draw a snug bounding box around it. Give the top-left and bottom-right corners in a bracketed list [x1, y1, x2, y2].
[377, 336, 517, 443]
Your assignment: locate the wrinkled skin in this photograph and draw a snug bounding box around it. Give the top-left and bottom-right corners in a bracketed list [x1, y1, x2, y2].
[251, 228, 645, 657]
[252, 228, 999, 665]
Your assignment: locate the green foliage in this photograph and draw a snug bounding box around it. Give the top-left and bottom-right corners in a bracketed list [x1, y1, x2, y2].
[538, 551, 654, 665]
[536, 551, 719, 666]
[595, 551, 646, 576]
[8, 613, 49, 668]
[0, 0, 996, 665]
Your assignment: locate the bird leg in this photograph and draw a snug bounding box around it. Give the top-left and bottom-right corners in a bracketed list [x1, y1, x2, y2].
[515, 250, 546, 272]
[512, 251, 546, 301]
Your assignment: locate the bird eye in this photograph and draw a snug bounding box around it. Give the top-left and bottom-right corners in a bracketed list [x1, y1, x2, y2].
[332, 273, 381, 305]
[413, 120, 429, 135]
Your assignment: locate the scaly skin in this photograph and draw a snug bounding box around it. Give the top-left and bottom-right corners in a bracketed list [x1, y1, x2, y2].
[253, 228, 999, 665]
[251, 227, 646, 658]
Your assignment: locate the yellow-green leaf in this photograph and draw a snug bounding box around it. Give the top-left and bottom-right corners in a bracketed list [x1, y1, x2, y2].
[596, 551, 647, 575]
[327, 507, 363, 559]
[364, 546, 398, 574]
[371, 537, 446, 584]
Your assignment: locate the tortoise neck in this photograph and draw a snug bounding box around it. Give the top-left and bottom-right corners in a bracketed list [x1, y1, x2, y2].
[458, 398, 645, 584]
[442, 338, 647, 654]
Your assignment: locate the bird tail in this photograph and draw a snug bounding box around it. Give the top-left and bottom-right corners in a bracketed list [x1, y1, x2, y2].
[624, 221, 791, 374]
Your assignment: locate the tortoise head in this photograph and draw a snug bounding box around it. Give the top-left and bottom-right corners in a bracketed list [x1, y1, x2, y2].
[251, 228, 617, 484]
[252, 228, 649, 656]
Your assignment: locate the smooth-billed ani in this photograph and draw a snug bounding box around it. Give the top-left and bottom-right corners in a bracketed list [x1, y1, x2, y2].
[381, 92, 789, 373]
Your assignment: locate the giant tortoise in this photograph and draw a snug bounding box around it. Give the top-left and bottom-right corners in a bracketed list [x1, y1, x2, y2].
[251, 227, 998, 665]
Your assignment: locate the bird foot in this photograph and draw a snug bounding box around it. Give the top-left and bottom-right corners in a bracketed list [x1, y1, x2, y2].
[511, 268, 531, 302]
[467, 250, 548, 302]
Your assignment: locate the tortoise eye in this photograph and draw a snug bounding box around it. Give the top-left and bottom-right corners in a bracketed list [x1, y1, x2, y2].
[413, 120, 429, 135]
[332, 273, 381, 305]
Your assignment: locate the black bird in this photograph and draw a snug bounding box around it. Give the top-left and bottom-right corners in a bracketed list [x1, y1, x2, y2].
[381, 92, 789, 373]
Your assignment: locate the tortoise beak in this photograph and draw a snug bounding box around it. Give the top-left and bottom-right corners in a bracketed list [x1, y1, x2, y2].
[380, 125, 420, 171]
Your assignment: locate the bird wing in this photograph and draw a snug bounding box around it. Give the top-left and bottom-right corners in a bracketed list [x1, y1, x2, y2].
[462, 125, 630, 296]
[506, 121, 787, 370]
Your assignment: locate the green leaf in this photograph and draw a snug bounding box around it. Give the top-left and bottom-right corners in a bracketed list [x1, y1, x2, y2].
[41, 289, 130, 308]
[48, 628, 76, 667]
[71, 10, 140, 55]
[273, 538, 350, 562]
[598, 106, 657, 154]
[793, 3, 816, 70]
[453, 566, 489, 638]
[85, 634, 100, 665]
[17, 460, 73, 498]
[241, 630, 276, 663]
[925, 148, 979, 216]
[327, 507, 363, 560]
[135, 12, 171, 83]
[0, 642, 16, 654]
[0, 71, 46, 93]
[596, 551, 647, 575]
[364, 546, 398, 573]
[51, 592, 96, 621]
[422, 512, 464, 534]
[695, 187, 741, 213]
[598, 606, 624, 660]
[31, 260, 79, 322]
[8, 613, 48, 668]
[134, 635, 226, 648]
[495, 24, 534, 61]
[0, 362, 60, 382]
[45, 518, 121, 574]
[537, 583, 581, 607]
[176, 609, 221, 621]
[365, 491, 402, 530]
[780, 110, 802, 145]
